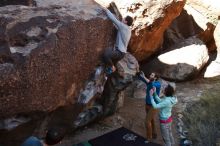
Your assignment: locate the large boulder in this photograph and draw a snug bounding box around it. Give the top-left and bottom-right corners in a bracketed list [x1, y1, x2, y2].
[96, 0, 186, 61]
[163, 5, 216, 52]
[0, 18, 11, 64]
[102, 53, 139, 115]
[187, 0, 220, 16]
[142, 37, 209, 81]
[0, 2, 115, 118]
[35, 0, 95, 7]
[190, 3, 218, 52]
[215, 19, 220, 62]
[204, 61, 220, 78]
[205, 19, 220, 78]
[163, 0, 220, 78]
[0, 0, 35, 7]
[74, 53, 139, 128]
[0, 0, 95, 7]
[183, 0, 220, 52]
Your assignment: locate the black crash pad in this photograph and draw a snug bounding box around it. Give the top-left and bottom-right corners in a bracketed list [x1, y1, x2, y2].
[74, 127, 162, 146]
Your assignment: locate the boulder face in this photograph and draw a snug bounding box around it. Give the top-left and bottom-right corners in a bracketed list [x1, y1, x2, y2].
[0, 3, 115, 118]
[0, 0, 35, 7]
[215, 19, 220, 61]
[186, 0, 220, 78]
[205, 19, 220, 78]
[109, 0, 186, 61]
[142, 37, 209, 81]
[163, 1, 220, 78]
[34, 0, 95, 7]
[187, 0, 220, 16]
[163, 6, 216, 52]
[163, 9, 197, 50]
[183, 0, 220, 52]
[0, 0, 94, 7]
[190, 4, 217, 52]
[102, 53, 139, 115]
[95, 0, 186, 61]
[73, 53, 139, 128]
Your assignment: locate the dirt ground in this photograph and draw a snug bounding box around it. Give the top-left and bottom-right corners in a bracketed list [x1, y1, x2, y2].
[58, 97, 165, 146]
[56, 76, 220, 146]
[0, 77, 218, 146]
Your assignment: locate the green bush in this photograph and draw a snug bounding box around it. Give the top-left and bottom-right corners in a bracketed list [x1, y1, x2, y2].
[183, 82, 220, 146]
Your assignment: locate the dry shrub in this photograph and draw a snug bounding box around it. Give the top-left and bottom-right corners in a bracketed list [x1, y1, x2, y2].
[183, 81, 220, 146]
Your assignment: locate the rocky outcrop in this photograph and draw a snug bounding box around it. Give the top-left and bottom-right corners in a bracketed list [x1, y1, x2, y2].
[163, 5, 216, 52]
[0, 0, 35, 7]
[0, 0, 95, 7]
[205, 19, 220, 78]
[187, 0, 220, 17]
[204, 61, 220, 78]
[0, 18, 11, 64]
[34, 0, 97, 7]
[163, 1, 220, 78]
[74, 53, 139, 128]
[102, 53, 139, 115]
[95, 0, 186, 61]
[192, 6, 217, 52]
[0, 2, 115, 118]
[215, 19, 220, 62]
[128, 0, 186, 61]
[141, 37, 209, 81]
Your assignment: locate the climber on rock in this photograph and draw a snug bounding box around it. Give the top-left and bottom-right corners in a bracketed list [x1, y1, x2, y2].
[102, 6, 133, 74]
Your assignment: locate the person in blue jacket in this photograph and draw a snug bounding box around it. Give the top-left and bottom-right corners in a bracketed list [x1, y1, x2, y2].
[138, 72, 161, 141]
[150, 84, 177, 146]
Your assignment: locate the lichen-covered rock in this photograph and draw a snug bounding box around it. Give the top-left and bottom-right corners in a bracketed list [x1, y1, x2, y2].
[0, 18, 11, 64]
[116, 53, 139, 80]
[77, 66, 107, 105]
[101, 53, 139, 115]
[0, 0, 35, 7]
[74, 53, 139, 128]
[0, 2, 115, 118]
[35, 0, 95, 8]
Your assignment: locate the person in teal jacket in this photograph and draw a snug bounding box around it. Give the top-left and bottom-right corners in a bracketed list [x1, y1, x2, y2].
[150, 84, 177, 146]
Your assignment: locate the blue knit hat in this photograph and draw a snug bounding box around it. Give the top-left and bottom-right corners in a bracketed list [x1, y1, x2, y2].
[21, 136, 43, 146]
